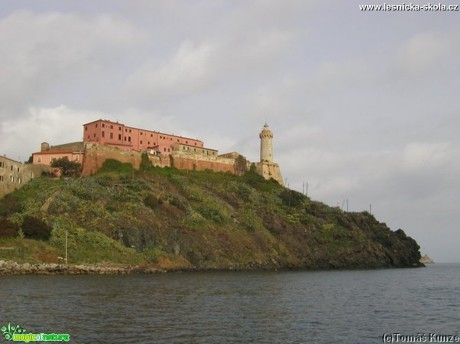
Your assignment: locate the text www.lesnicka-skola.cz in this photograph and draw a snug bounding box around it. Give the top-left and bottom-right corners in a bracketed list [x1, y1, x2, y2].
[382, 333, 460, 343]
[359, 3, 460, 11]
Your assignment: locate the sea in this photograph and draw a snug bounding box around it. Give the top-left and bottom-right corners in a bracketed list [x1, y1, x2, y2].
[1, 264, 459, 344]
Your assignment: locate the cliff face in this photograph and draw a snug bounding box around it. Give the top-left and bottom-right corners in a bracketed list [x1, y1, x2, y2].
[0, 161, 423, 270]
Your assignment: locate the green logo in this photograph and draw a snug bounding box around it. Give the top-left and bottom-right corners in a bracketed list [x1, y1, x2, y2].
[1, 323, 70, 342]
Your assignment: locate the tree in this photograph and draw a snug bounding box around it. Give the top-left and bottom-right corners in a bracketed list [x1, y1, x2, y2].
[51, 157, 81, 177]
[21, 216, 52, 240]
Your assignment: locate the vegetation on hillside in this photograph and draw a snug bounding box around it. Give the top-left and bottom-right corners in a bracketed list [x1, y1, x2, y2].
[0, 159, 422, 270]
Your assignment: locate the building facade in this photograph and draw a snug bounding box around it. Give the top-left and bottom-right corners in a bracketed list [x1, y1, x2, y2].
[0, 155, 50, 198]
[83, 119, 204, 155]
[32, 142, 84, 166]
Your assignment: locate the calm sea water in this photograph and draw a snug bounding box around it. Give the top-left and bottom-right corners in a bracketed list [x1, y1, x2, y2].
[1, 264, 459, 343]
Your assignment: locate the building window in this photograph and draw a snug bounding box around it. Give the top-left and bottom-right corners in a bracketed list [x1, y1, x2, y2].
[85, 126, 87, 131]
[118, 134, 121, 140]
[95, 123, 98, 128]
[177, 139, 179, 142]
[140, 141, 143, 144]
[93, 134, 96, 138]
[119, 126, 122, 131]
[0, 176, 3, 181]
[102, 123, 105, 128]
[110, 125, 113, 129]
[164, 148, 166, 152]
[102, 131, 105, 138]
[124, 137, 126, 141]
[110, 133, 113, 139]
[128, 137, 131, 142]
[186, 141, 188, 144]
[140, 132, 143, 136]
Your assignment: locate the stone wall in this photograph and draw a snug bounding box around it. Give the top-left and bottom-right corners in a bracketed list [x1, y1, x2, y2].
[256, 161, 284, 185]
[81, 143, 144, 176]
[171, 153, 235, 174]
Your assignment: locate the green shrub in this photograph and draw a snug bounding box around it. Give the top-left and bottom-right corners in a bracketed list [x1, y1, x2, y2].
[144, 194, 162, 209]
[0, 217, 18, 237]
[97, 159, 134, 175]
[21, 216, 52, 240]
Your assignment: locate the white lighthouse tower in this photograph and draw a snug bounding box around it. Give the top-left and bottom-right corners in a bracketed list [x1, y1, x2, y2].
[256, 123, 283, 185]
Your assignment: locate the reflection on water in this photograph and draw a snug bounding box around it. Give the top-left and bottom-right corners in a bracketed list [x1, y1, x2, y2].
[1, 265, 459, 343]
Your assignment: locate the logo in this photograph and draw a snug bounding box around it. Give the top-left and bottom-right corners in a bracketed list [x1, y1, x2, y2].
[1, 323, 70, 343]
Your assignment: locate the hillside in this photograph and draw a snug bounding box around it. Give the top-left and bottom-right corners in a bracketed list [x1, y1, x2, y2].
[0, 159, 423, 270]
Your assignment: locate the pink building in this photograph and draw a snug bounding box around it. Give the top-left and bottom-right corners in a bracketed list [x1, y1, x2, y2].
[32, 142, 84, 166]
[83, 119, 204, 155]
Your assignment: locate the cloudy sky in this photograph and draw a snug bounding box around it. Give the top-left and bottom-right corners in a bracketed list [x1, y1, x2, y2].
[1, 0, 459, 262]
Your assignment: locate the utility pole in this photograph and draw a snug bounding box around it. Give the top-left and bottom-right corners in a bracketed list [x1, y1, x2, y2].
[65, 230, 68, 265]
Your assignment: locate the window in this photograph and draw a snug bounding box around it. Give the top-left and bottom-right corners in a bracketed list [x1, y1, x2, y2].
[0, 162, 4, 168]
[140, 141, 143, 145]
[110, 133, 113, 139]
[102, 123, 105, 128]
[93, 134, 96, 138]
[102, 131, 105, 138]
[0, 176, 3, 181]
[124, 137, 126, 141]
[110, 125, 113, 129]
[140, 132, 143, 136]
[164, 148, 166, 152]
[85, 126, 87, 131]
[119, 126, 122, 131]
[96, 123, 98, 128]
[128, 137, 131, 142]
[186, 140, 188, 144]
[177, 139, 179, 142]
[118, 134, 121, 140]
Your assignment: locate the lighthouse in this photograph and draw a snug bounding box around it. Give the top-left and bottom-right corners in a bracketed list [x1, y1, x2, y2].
[256, 123, 283, 185]
[259, 123, 273, 163]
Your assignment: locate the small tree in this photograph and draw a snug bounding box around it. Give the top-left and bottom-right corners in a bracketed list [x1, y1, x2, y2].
[51, 157, 81, 177]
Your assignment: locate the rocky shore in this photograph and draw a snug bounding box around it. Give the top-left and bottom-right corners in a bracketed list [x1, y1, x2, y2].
[0, 260, 165, 275]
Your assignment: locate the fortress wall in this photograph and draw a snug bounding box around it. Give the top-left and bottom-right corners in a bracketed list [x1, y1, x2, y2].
[81, 143, 143, 176]
[171, 153, 236, 174]
[81, 144, 236, 176]
[256, 162, 284, 186]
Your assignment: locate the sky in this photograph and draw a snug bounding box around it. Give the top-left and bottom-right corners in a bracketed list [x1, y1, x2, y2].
[0, 0, 459, 262]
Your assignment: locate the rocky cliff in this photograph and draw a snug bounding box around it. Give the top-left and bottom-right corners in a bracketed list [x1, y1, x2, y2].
[0, 160, 423, 270]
